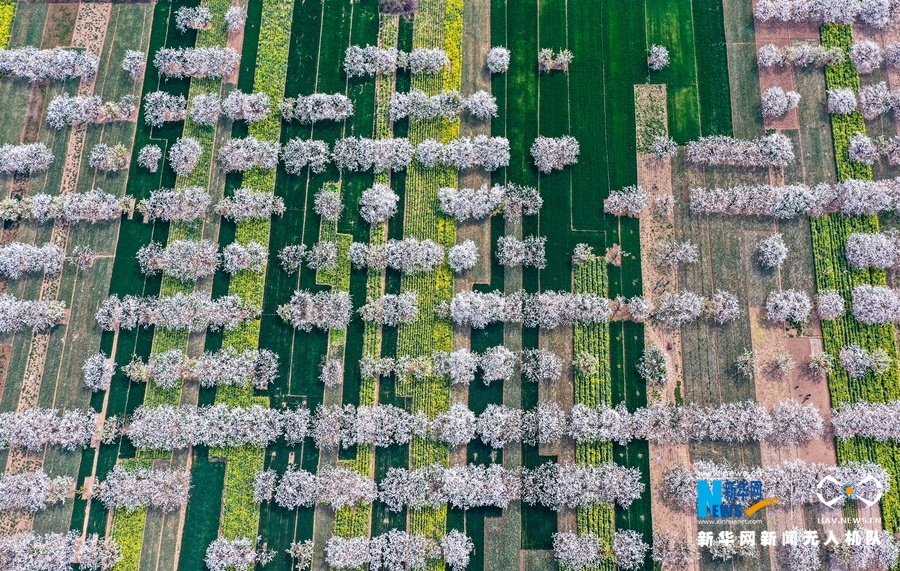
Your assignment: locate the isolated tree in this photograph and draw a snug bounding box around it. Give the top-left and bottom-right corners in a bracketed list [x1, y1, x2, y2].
[735, 349, 760, 380]
[137, 144, 162, 172]
[89, 143, 129, 172]
[486, 46, 511, 73]
[654, 291, 703, 326]
[441, 531, 474, 571]
[83, 352, 115, 392]
[648, 45, 670, 70]
[849, 133, 878, 165]
[537, 48, 573, 72]
[168, 137, 203, 176]
[479, 345, 517, 384]
[188, 92, 221, 126]
[225, 6, 248, 31]
[530, 135, 580, 172]
[858, 82, 892, 120]
[288, 540, 315, 571]
[828, 88, 858, 114]
[650, 135, 678, 159]
[757, 233, 788, 268]
[605, 185, 649, 217]
[520, 349, 563, 383]
[223, 241, 268, 274]
[464, 90, 498, 120]
[614, 530, 650, 571]
[851, 40, 883, 74]
[448, 240, 478, 273]
[637, 344, 668, 384]
[761, 86, 800, 118]
[121, 49, 146, 79]
[143, 91, 187, 127]
[359, 184, 400, 225]
[175, 6, 211, 32]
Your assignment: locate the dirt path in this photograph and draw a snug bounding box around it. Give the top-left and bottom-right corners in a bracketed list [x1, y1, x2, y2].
[0, 1, 113, 535]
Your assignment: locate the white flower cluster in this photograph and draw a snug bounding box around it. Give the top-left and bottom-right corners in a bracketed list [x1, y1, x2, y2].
[359, 292, 419, 326]
[169, 137, 202, 175]
[845, 231, 900, 270]
[122, 49, 147, 78]
[349, 238, 445, 274]
[277, 289, 353, 331]
[46, 93, 137, 129]
[852, 284, 900, 325]
[530, 135, 580, 173]
[175, 6, 211, 32]
[537, 48, 573, 72]
[122, 347, 278, 390]
[94, 292, 259, 332]
[648, 44, 670, 70]
[343, 46, 450, 77]
[0, 189, 128, 224]
[765, 289, 812, 323]
[126, 404, 291, 450]
[154, 47, 241, 79]
[552, 532, 605, 571]
[0, 470, 72, 512]
[760, 86, 800, 118]
[757, 43, 845, 68]
[188, 93, 221, 126]
[0, 142, 53, 175]
[0, 532, 121, 571]
[223, 241, 268, 274]
[358, 346, 518, 385]
[604, 185, 650, 217]
[450, 290, 612, 329]
[205, 536, 274, 571]
[138, 186, 211, 222]
[653, 290, 741, 326]
[523, 461, 644, 509]
[218, 136, 280, 172]
[215, 188, 285, 221]
[221, 90, 270, 123]
[486, 46, 511, 73]
[757, 233, 788, 268]
[496, 235, 546, 268]
[281, 138, 330, 174]
[754, 0, 898, 28]
[415, 136, 511, 171]
[0, 242, 64, 279]
[279, 93, 354, 123]
[688, 178, 900, 218]
[137, 239, 220, 282]
[437, 183, 542, 221]
[224, 6, 247, 31]
[0, 293, 66, 333]
[98, 464, 190, 512]
[89, 143, 130, 172]
[83, 351, 116, 392]
[0, 407, 95, 450]
[448, 241, 478, 273]
[389, 89, 497, 122]
[686, 134, 794, 167]
[0, 46, 99, 82]
[143, 90, 187, 127]
[137, 145, 162, 172]
[333, 137, 414, 172]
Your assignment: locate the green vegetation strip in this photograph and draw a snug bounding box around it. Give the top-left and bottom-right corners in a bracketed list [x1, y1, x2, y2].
[0, 1, 15, 49]
[574, 259, 615, 570]
[817, 23, 900, 532]
[213, 0, 295, 541]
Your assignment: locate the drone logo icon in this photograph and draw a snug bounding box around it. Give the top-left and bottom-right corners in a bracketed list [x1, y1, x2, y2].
[816, 475, 883, 508]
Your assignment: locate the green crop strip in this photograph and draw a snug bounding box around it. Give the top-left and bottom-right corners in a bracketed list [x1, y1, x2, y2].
[574, 259, 615, 571]
[817, 23, 900, 532]
[393, 0, 463, 554]
[212, 0, 295, 542]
